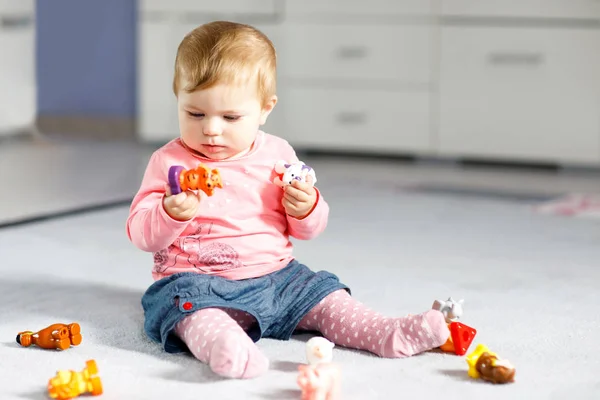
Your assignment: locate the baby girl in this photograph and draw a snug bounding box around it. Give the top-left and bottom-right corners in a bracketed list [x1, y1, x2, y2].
[126, 20, 449, 379]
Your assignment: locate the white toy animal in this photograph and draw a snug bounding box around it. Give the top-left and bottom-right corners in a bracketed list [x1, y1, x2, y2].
[273, 160, 317, 188]
[432, 297, 464, 323]
[306, 337, 335, 366]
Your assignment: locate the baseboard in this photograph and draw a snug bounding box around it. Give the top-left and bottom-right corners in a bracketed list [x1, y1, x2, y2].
[36, 114, 137, 141]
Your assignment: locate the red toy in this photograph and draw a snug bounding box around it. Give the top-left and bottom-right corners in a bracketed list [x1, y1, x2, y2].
[439, 322, 477, 356]
[168, 163, 222, 196]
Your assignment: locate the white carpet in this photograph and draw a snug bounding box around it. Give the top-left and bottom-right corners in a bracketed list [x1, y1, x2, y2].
[1, 180, 599, 400]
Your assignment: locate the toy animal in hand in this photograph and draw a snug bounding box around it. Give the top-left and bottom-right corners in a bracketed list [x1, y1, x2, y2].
[168, 164, 222, 196]
[273, 160, 317, 188]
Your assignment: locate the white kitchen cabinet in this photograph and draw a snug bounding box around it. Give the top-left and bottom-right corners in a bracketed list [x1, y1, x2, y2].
[136, 2, 600, 166]
[438, 27, 600, 164]
[139, 0, 277, 15]
[441, 0, 600, 19]
[278, 24, 432, 84]
[0, 1, 36, 135]
[278, 87, 431, 153]
[285, 0, 433, 17]
[136, 16, 180, 142]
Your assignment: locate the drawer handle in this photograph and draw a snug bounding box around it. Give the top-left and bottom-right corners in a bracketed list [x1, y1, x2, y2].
[0, 14, 33, 30]
[335, 46, 369, 60]
[487, 52, 544, 66]
[335, 112, 367, 125]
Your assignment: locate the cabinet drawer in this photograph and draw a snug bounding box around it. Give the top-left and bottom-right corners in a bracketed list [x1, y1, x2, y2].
[442, 0, 600, 19]
[439, 27, 600, 165]
[278, 88, 431, 153]
[139, 0, 276, 15]
[278, 24, 432, 83]
[286, 0, 433, 17]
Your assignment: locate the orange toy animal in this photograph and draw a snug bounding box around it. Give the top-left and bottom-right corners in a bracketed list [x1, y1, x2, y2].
[16, 323, 82, 350]
[48, 359, 103, 400]
[168, 164, 223, 196]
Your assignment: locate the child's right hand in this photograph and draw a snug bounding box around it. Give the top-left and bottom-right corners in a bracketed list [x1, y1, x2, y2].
[162, 184, 201, 221]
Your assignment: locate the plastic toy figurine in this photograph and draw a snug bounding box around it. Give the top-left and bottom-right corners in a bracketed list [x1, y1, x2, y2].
[432, 297, 464, 323]
[47, 359, 103, 399]
[297, 363, 341, 400]
[306, 337, 335, 365]
[439, 321, 477, 356]
[168, 163, 222, 196]
[16, 323, 82, 350]
[466, 344, 516, 384]
[273, 160, 317, 188]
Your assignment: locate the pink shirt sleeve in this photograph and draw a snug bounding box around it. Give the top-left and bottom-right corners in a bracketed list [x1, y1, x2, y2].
[286, 188, 329, 240]
[281, 143, 330, 240]
[126, 151, 192, 252]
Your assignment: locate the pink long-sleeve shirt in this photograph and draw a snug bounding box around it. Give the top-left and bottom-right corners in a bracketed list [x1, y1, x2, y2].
[126, 131, 329, 281]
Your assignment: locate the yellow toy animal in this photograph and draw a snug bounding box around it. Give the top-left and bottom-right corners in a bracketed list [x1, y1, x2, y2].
[47, 359, 103, 400]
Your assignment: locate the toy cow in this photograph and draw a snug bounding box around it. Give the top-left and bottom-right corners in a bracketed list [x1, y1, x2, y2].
[273, 160, 317, 188]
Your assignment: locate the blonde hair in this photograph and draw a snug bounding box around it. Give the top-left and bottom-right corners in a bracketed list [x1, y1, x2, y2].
[173, 21, 276, 107]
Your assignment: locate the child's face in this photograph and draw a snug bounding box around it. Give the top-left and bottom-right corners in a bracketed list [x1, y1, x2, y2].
[177, 82, 276, 160]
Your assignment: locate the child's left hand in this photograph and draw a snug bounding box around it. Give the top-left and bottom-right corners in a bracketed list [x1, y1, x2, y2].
[282, 175, 317, 219]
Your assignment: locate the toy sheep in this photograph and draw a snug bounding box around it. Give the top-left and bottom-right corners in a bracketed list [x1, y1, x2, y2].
[305, 336, 335, 366]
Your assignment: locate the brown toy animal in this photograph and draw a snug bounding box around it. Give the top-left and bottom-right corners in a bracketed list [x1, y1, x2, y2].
[17, 323, 82, 350]
[476, 352, 516, 384]
[467, 344, 515, 384]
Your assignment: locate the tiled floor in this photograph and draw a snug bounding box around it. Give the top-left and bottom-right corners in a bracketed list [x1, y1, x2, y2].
[1, 134, 600, 226]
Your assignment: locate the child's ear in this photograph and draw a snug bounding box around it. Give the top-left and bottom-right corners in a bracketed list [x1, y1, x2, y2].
[259, 95, 278, 125]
